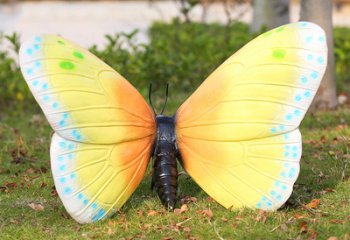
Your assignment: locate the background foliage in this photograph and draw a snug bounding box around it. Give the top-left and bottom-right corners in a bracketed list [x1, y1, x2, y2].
[1, 20, 350, 114]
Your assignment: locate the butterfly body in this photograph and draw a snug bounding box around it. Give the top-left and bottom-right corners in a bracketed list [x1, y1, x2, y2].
[151, 115, 178, 210]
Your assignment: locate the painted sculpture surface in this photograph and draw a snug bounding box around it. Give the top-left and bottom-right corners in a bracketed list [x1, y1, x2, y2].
[19, 22, 327, 224]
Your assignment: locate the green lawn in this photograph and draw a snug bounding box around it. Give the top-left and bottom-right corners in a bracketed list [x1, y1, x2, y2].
[0, 106, 349, 240]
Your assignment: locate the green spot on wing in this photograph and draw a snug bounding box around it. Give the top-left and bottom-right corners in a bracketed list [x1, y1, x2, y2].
[73, 51, 84, 59]
[261, 31, 273, 38]
[57, 40, 65, 45]
[275, 26, 285, 32]
[59, 61, 75, 70]
[273, 49, 286, 59]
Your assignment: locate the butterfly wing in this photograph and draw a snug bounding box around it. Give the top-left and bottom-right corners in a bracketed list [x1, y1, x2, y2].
[19, 35, 156, 223]
[175, 22, 327, 210]
[50, 133, 153, 223]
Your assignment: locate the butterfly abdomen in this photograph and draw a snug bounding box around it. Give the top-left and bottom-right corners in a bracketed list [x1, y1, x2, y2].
[152, 116, 178, 210]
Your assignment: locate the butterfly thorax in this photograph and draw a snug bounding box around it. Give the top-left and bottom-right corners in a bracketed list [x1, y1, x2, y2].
[151, 115, 178, 210]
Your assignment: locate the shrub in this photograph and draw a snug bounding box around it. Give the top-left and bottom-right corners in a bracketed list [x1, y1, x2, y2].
[334, 27, 350, 94]
[0, 21, 350, 114]
[0, 33, 33, 113]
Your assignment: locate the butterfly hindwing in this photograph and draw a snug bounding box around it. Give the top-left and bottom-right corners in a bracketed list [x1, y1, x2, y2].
[50, 133, 153, 223]
[176, 22, 327, 210]
[19, 35, 156, 223]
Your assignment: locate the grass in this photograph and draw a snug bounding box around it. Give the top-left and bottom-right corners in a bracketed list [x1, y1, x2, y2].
[0, 105, 349, 240]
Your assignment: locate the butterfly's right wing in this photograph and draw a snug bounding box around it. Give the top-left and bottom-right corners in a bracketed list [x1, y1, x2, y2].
[176, 22, 327, 210]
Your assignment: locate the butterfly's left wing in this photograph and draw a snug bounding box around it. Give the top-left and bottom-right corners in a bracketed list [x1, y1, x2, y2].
[19, 35, 156, 223]
[50, 133, 153, 223]
[176, 22, 327, 210]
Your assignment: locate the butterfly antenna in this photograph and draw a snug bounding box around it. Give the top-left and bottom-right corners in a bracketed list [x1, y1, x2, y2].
[160, 83, 169, 115]
[148, 83, 157, 115]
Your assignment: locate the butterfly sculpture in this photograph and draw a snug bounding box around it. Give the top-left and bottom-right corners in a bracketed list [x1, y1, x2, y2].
[19, 22, 327, 224]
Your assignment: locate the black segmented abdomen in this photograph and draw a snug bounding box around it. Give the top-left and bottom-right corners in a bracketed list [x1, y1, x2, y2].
[152, 140, 178, 210]
[152, 115, 178, 210]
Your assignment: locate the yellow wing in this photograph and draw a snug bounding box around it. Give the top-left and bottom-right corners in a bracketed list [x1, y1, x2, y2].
[176, 22, 327, 210]
[50, 133, 153, 223]
[19, 35, 156, 223]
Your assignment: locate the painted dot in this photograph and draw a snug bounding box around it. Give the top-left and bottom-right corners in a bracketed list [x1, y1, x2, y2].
[276, 195, 282, 200]
[262, 31, 273, 38]
[307, 54, 313, 61]
[256, 202, 262, 208]
[68, 153, 73, 159]
[59, 120, 65, 127]
[306, 36, 313, 43]
[292, 153, 298, 159]
[42, 83, 48, 90]
[59, 165, 66, 171]
[292, 146, 298, 151]
[267, 202, 272, 207]
[262, 197, 267, 201]
[284, 163, 290, 168]
[304, 91, 312, 98]
[295, 95, 302, 102]
[317, 56, 324, 64]
[73, 51, 84, 59]
[275, 26, 285, 32]
[285, 145, 290, 150]
[64, 187, 72, 194]
[70, 173, 77, 179]
[57, 40, 65, 45]
[294, 109, 301, 116]
[32, 80, 39, 86]
[271, 127, 277, 133]
[76, 135, 82, 141]
[299, 22, 308, 27]
[33, 44, 40, 50]
[286, 114, 293, 121]
[43, 95, 50, 101]
[284, 152, 290, 157]
[34, 36, 42, 42]
[26, 48, 33, 55]
[290, 168, 296, 173]
[281, 172, 287, 177]
[284, 134, 289, 140]
[279, 125, 285, 131]
[35, 61, 41, 68]
[63, 113, 69, 119]
[26, 69, 33, 75]
[273, 49, 286, 59]
[59, 61, 75, 70]
[83, 199, 89, 205]
[301, 76, 308, 84]
[68, 144, 74, 150]
[52, 102, 59, 109]
[318, 36, 325, 42]
[311, 71, 318, 79]
[57, 156, 64, 162]
[270, 190, 276, 196]
[72, 130, 78, 136]
[274, 181, 280, 187]
[281, 185, 287, 190]
[59, 141, 66, 148]
[59, 177, 66, 183]
[78, 193, 84, 199]
[91, 203, 97, 210]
